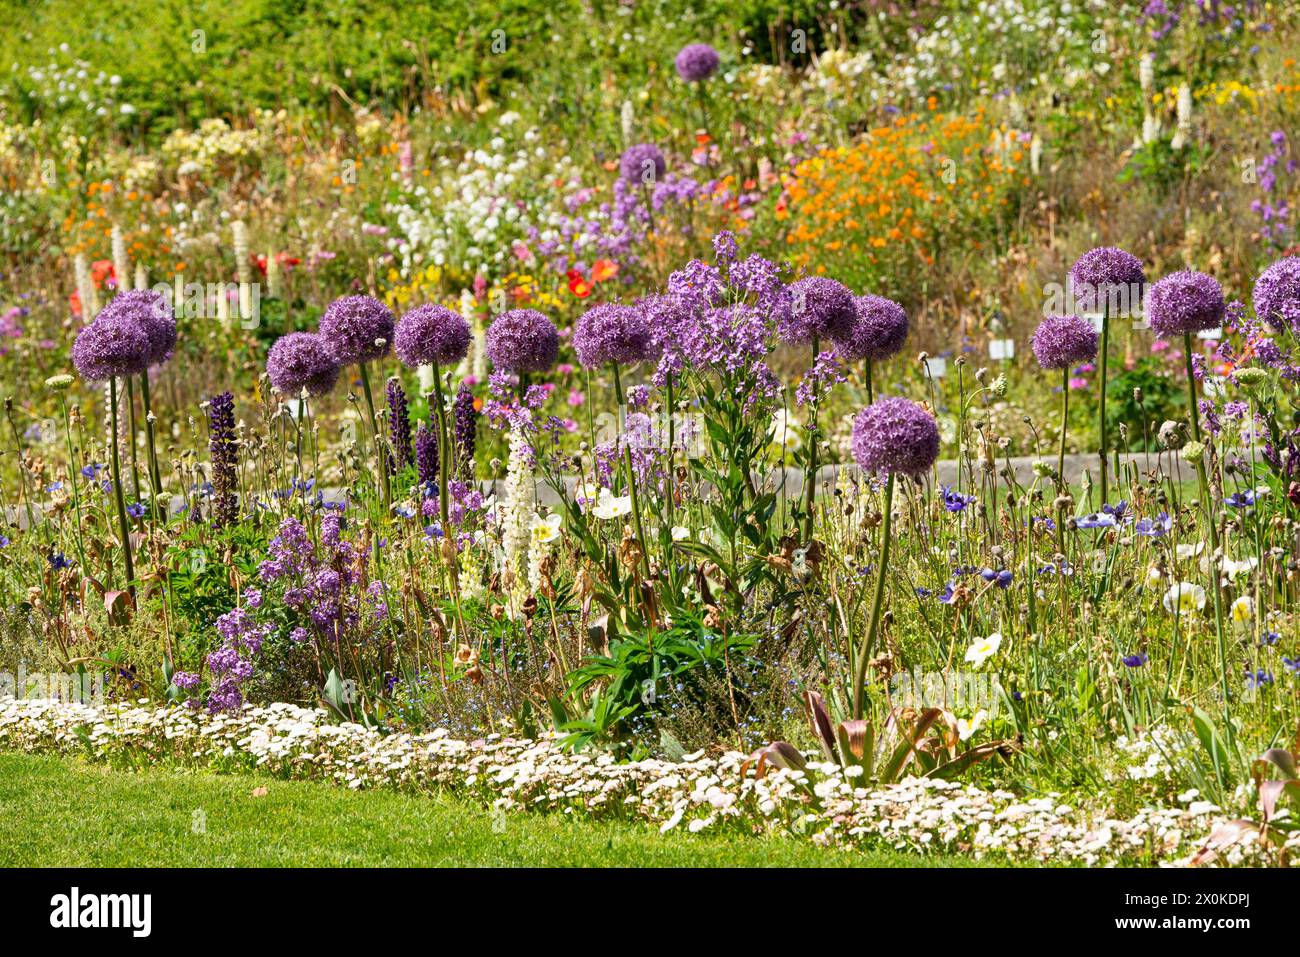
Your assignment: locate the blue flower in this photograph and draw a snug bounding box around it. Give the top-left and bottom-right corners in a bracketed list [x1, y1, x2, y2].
[126, 501, 147, 518]
[980, 568, 1013, 588]
[47, 550, 72, 570]
[1283, 658, 1300, 675]
[937, 582, 956, 604]
[1122, 652, 1149, 668]
[1102, 500, 1129, 521]
[1135, 512, 1173, 538]
[1029, 515, 1056, 532]
[0, 535, 9, 547]
[939, 484, 977, 513]
[1245, 667, 1273, 689]
[1076, 511, 1117, 529]
[1225, 490, 1256, 509]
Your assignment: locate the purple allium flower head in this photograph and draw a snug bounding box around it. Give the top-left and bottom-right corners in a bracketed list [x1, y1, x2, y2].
[1253, 257, 1300, 332]
[851, 398, 940, 477]
[1147, 270, 1226, 336]
[394, 303, 471, 368]
[319, 294, 395, 365]
[267, 332, 339, 397]
[103, 289, 176, 366]
[835, 294, 909, 362]
[620, 143, 667, 185]
[782, 276, 857, 345]
[573, 302, 658, 368]
[207, 391, 238, 529]
[1069, 246, 1146, 313]
[675, 43, 720, 82]
[1031, 313, 1099, 370]
[486, 308, 559, 373]
[72, 314, 149, 381]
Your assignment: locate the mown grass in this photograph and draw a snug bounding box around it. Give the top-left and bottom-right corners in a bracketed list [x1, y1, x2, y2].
[0, 752, 996, 867]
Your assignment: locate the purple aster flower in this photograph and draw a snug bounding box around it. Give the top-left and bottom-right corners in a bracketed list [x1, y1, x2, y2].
[1252, 257, 1300, 332]
[1069, 246, 1146, 313]
[394, 303, 471, 368]
[486, 309, 559, 373]
[620, 143, 666, 185]
[782, 276, 857, 345]
[319, 294, 395, 365]
[850, 397, 940, 476]
[1147, 270, 1226, 336]
[573, 302, 657, 368]
[72, 314, 149, 381]
[835, 295, 909, 362]
[1031, 313, 1099, 369]
[675, 43, 721, 82]
[102, 289, 176, 367]
[266, 332, 339, 397]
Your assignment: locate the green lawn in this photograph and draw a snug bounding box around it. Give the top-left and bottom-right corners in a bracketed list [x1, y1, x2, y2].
[0, 752, 988, 867]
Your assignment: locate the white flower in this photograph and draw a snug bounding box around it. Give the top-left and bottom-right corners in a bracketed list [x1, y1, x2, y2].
[530, 513, 561, 547]
[671, 526, 691, 542]
[1230, 595, 1254, 625]
[957, 709, 988, 741]
[964, 633, 1002, 668]
[1162, 582, 1206, 614]
[1175, 542, 1204, 561]
[1220, 556, 1258, 580]
[591, 491, 632, 521]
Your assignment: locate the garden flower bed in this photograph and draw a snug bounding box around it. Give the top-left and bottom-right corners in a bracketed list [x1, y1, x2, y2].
[1, 697, 1287, 867]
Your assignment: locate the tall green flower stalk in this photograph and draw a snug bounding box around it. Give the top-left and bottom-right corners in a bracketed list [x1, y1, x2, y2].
[108, 377, 135, 593]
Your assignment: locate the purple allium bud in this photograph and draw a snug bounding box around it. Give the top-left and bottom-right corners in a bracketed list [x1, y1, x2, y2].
[1147, 270, 1226, 336]
[573, 303, 658, 368]
[386, 377, 412, 471]
[675, 43, 721, 82]
[415, 422, 439, 488]
[620, 143, 666, 185]
[851, 397, 940, 477]
[453, 381, 477, 478]
[1253, 257, 1300, 332]
[486, 309, 559, 373]
[1069, 246, 1146, 313]
[267, 332, 339, 397]
[782, 276, 857, 345]
[835, 295, 909, 362]
[394, 303, 471, 368]
[319, 294, 395, 365]
[104, 289, 176, 367]
[1031, 313, 1099, 370]
[207, 391, 238, 529]
[72, 313, 149, 381]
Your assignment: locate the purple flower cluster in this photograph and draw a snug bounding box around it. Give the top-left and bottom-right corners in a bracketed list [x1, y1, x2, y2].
[1031, 313, 1099, 370]
[836, 295, 909, 362]
[205, 605, 271, 712]
[486, 309, 559, 373]
[394, 303, 471, 368]
[207, 391, 238, 529]
[1253, 257, 1300, 332]
[795, 351, 846, 407]
[386, 377, 412, 471]
[415, 422, 439, 489]
[319, 295, 395, 365]
[453, 382, 477, 478]
[1251, 130, 1294, 246]
[72, 315, 149, 381]
[1147, 270, 1226, 336]
[266, 332, 339, 397]
[104, 289, 176, 367]
[620, 143, 667, 185]
[675, 43, 720, 82]
[1069, 246, 1146, 313]
[573, 303, 657, 368]
[782, 276, 857, 345]
[851, 398, 940, 477]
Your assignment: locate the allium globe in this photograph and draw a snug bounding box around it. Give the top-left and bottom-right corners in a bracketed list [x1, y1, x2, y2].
[486, 309, 559, 373]
[394, 304, 471, 368]
[103, 289, 176, 366]
[1031, 313, 1099, 370]
[267, 332, 340, 397]
[1147, 270, 1226, 336]
[1253, 257, 1300, 332]
[835, 295, 909, 362]
[619, 143, 667, 185]
[851, 398, 940, 477]
[782, 276, 857, 345]
[72, 315, 149, 381]
[1069, 246, 1146, 313]
[319, 295, 395, 365]
[573, 303, 657, 368]
[675, 43, 720, 82]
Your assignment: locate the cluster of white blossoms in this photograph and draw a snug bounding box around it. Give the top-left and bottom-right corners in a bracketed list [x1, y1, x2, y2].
[2, 697, 1290, 867]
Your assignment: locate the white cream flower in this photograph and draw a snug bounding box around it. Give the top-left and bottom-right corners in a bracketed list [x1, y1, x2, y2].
[591, 491, 632, 521]
[957, 709, 988, 742]
[1163, 582, 1206, 614]
[964, 634, 1002, 668]
[530, 513, 562, 546]
[1230, 595, 1254, 625]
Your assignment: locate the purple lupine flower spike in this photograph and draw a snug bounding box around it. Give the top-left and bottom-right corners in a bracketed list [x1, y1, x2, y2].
[207, 391, 238, 529]
[386, 377, 412, 471]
